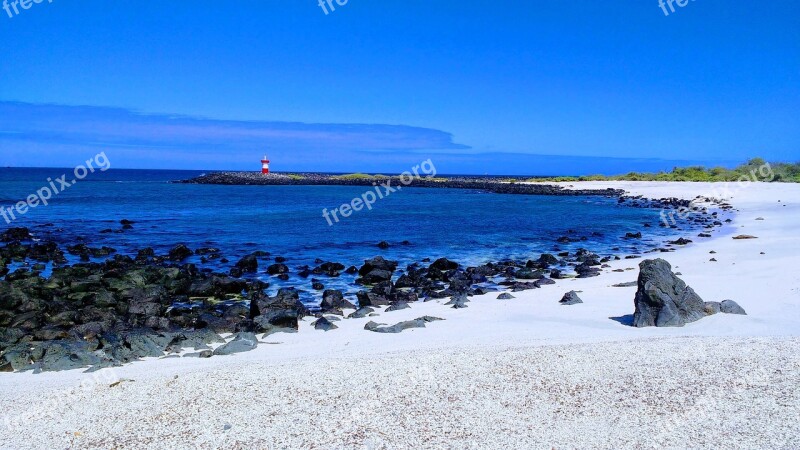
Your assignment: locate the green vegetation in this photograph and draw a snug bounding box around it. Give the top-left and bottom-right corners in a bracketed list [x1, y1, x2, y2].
[526, 158, 800, 183]
[286, 174, 305, 180]
[332, 173, 388, 180]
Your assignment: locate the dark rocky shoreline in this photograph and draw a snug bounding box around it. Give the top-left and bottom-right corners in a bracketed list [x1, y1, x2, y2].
[0, 185, 734, 373]
[180, 172, 626, 197]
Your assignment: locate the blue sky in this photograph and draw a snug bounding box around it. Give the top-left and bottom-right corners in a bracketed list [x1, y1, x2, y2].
[0, 0, 797, 174]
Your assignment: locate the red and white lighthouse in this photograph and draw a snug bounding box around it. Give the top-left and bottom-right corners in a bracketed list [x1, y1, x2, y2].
[261, 155, 270, 175]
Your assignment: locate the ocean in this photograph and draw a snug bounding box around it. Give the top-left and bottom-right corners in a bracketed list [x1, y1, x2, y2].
[1, 168, 692, 305]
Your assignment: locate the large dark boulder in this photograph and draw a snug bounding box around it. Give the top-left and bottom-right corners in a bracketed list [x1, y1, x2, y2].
[358, 256, 398, 276]
[633, 259, 706, 327]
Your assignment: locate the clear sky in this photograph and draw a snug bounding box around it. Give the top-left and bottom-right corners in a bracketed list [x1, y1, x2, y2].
[0, 0, 797, 174]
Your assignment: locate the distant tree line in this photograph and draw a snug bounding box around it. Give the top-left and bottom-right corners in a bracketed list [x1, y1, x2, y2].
[525, 158, 800, 183]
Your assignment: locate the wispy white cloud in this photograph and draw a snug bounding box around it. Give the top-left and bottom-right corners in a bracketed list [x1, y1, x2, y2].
[0, 102, 470, 169]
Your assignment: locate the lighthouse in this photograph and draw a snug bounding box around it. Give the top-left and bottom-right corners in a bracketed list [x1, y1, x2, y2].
[261, 155, 270, 175]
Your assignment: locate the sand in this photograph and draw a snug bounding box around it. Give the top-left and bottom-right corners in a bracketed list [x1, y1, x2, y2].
[1, 181, 798, 449]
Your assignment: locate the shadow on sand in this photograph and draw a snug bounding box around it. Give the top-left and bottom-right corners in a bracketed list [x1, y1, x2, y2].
[610, 314, 635, 327]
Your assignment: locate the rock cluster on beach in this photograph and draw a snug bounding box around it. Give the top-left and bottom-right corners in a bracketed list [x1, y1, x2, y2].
[632, 258, 746, 327]
[0, 186, 740, 375]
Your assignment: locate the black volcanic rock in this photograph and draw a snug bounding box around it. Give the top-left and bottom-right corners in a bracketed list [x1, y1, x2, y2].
[559, 291, 583, 305]
[321, 290, 355, 311]
[235, 254, 259, 273]
[266, 263, 289, 275]
[168, 244, 193, 261]
[430, 258, 459, 271]
[632, 259, 706, 327]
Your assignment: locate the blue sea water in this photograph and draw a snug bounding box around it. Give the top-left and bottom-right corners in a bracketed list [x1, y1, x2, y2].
[1, 168, 691, 304]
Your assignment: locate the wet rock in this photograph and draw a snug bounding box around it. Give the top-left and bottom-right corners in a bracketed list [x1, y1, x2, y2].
[235, 254, 259, 273]
[377, 241, 390, 249]
[430, 258, 459, 271]
[168, 244, 194, 261]
[515, 268, 544, 280]
[358, 256, 398, 276]
[357, 269, 393, 285]
[1, 227, 32, 242]
[266, 263, 289, 275]
[632, 259, 706, 327]
[537, 253, 559, 267]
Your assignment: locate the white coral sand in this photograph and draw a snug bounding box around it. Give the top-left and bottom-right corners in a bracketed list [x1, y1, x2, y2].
[1, 181, 798, 449]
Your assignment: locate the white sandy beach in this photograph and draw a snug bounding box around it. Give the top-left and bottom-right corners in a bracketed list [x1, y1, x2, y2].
[1, 181, 799, 449]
